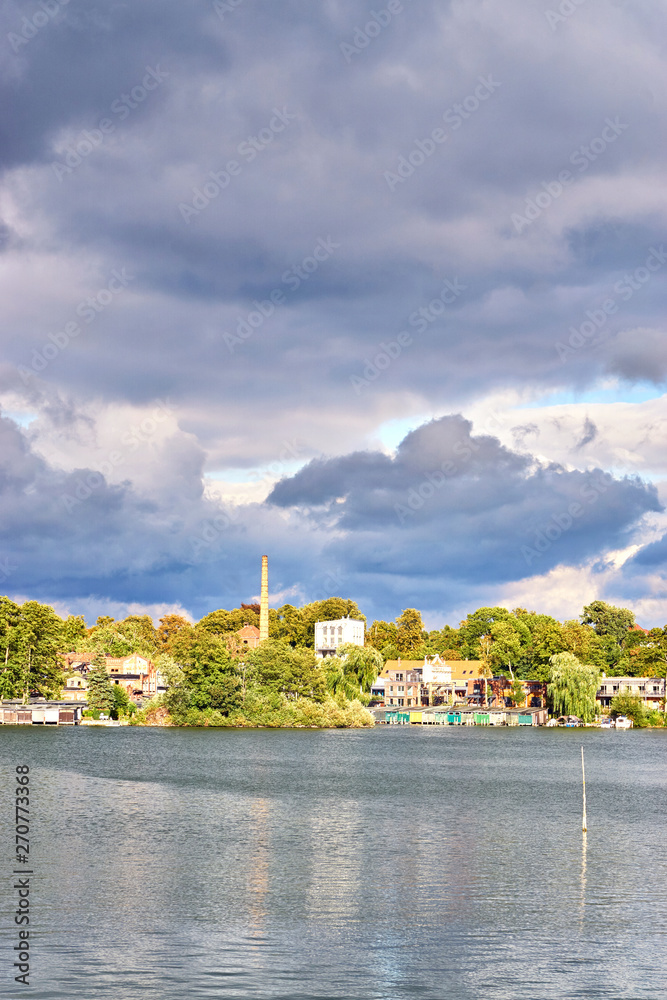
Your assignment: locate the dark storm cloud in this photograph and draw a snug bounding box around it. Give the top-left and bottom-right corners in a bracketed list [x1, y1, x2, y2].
[605, 328, 667, 384]
[269, 415, 661, 590]
[3, 0, 666, 442]
[2, 1, 667, 620]
[0, 409, 312, 615]
[0, 409, 661, 623]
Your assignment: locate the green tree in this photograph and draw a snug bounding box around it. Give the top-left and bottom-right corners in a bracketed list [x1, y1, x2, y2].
[381, 643, 399, 662]
[581, 601, 635, 644]
[547, 652, 599, 723]
[274, 605, 309, 647]
[323, 656, 359, 701]
[16, 601, 65, 700]
[337, 643, 383, 696]
[61, 615, 88, 650]
[426, 624, 462, 656]
[459, 607, 512, 658]
[0, 597, 22, 699]
[111, 684, 135, 720]
[157, 615, 193, 653]
[610, 692, 647, 727]
[512, 611, 566, 679]
[560, 620, 607, 667]
[396, 609, 424, 655]
[510, 678, 526, 707]
[176, 633, 241, 714]
[246, 640, 326, 701]
[488, 619, 530, 677]
[621, 626, 667, 680]
[86, 654, 115, 714]
[366, 620, 397, 652]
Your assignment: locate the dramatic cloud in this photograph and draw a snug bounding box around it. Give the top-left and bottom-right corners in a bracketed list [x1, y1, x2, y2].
[1, 1, 667, 623]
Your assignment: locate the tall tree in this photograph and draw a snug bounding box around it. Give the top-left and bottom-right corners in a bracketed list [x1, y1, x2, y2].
[396, 608, 424, 655]
[547, 652, 599, 723]
[246, 640, 326, 702]
[337, 643, 383, 695]
[560, 620, 607, 666]
[17, 601, 65, 700]
[366, 620, 397, 652]
[581, 601, 635, 644]
[488, 619, 530, 677]
[86, 653, 115, 714]
[61, 615, 88, 650]
[174, 632, 242, 714]
[459, 607, 512, 658]
[156, 614, 193, 653]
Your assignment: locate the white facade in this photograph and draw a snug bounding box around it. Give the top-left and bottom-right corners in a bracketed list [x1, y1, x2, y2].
[314, 617, 365, 657]
[422, 656, 452, 684]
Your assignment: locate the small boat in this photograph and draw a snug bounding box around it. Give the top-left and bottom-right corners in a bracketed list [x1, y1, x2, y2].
[556, 715, 582, 727]
[613, 715, 633, 729]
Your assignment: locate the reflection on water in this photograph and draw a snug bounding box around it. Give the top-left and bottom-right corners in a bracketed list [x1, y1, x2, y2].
[0, 726, 666, 999]
[248, 798, 269, 935]
[579, 831, 587, 931]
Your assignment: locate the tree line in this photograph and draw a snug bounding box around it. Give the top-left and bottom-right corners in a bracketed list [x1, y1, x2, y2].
[367, 601, 667, 680]
[1, 593, 665, 725]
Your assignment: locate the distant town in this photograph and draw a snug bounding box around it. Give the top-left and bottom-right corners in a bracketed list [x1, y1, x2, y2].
[1, 558, 666, 729]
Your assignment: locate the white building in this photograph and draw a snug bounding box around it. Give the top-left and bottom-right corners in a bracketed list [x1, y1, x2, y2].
[314, 617, 365, 658]
[422, 656, 452, 684]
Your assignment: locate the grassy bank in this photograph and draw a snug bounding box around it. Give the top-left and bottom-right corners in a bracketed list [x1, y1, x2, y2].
[131, 692, 374, 728]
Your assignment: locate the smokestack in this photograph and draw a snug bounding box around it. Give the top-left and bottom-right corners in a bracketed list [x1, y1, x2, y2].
[259, 555, 269, 642]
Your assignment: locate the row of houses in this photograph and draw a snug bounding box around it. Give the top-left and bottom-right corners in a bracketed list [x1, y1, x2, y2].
[374, 658, 546, 709]
[61, 652, 166, 703]
[372, 657, 667, 713]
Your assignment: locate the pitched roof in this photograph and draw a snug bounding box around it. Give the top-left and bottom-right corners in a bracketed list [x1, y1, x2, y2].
[381, 659, 486, 680]
[237, 624, 260, 638]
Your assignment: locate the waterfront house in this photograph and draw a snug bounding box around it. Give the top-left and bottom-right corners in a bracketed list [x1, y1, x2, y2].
[61, 652, 162, 703]
[314, 616, 365, 658]
[0, 699, 85, 725]
[596, 676, 665, 710]
[381, 658, 486, 707]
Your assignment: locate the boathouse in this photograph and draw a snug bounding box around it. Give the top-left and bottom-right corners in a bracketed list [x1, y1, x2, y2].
[0, 700, 85, 725]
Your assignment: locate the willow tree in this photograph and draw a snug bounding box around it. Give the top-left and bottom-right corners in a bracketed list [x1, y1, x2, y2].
[337, 643, 383, 695]
[547, 652, 599, 722]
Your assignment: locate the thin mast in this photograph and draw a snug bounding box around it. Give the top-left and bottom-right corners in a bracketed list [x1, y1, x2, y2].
[581, 745, 587, 833]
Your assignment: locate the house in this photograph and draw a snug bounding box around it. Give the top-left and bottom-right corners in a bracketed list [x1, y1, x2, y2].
[63, 674, 88, 702]
[596, 676, 665, 710]
[236, 623, 261, 649]
[382, 665, 423, 707]
[314, 616, 365, 657]
[61, 652, 161, 703]
[487, 676, 546, 708]
[381, 658, 487, 707]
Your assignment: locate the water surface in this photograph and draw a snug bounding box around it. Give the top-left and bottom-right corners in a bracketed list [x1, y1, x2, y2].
[1, 726, 666, 998]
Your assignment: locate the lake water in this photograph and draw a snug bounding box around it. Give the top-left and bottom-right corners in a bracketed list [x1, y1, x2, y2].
[1, 725, 666, 999]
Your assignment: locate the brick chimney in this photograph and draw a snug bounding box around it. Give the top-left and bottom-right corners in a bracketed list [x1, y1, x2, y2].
[259, 555, 269, 642]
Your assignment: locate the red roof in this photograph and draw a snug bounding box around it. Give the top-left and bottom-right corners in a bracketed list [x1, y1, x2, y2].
[237, 624, 260, 638]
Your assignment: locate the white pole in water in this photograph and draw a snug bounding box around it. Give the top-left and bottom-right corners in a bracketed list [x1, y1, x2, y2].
[581, 746, 587, 833]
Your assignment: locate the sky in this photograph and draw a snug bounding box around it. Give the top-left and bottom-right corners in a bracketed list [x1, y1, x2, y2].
[1, 0, 667, 629]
